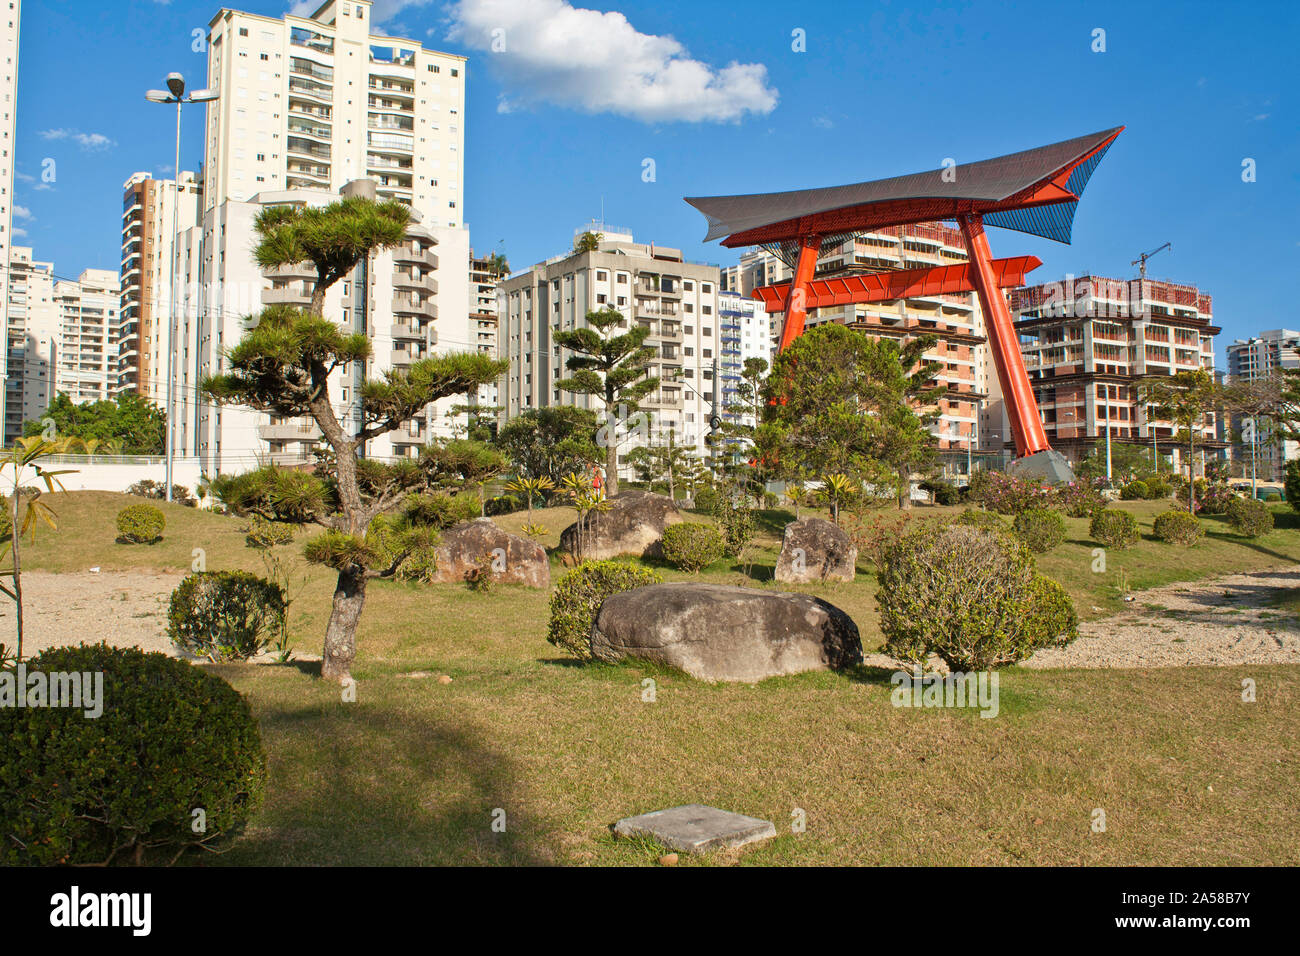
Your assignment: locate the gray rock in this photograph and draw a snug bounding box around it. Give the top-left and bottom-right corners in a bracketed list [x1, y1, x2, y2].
[431, 518, 550, 588]
[590, 582, 862, 682]
[774, 517, 857, 584]
[613, 804, 776, 854]
[559, 490, 682, 560]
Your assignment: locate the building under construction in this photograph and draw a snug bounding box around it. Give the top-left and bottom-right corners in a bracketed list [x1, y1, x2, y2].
[1010, 275, 1221, 467]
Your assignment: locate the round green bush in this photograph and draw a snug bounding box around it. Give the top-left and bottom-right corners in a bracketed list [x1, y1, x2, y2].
[0, 643, 266, 865]
[116, 503, 165, 543]
[877, 524, 1078, 671]
[954, 508, 1011, 535]
[1120, 480, 1149, 501]
[547, 561, 662, 660]
[692, 487, 721, 513]
[1089, 508, 1140, 549]
[660, 522, 725, 573]
[1153, 509, 1204, 547]
[1144, 478, 1170, 500]
[1013, 507, 1067, 553]
[1226, 496, 1273, 538]
[1266, 492, 1281, 503]
[167, 571, 287, 661]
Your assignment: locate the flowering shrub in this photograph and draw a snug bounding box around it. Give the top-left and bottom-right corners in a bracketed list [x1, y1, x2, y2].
[1055, 480, 1107, 517]
[840, 510, 915, 569]
[975, 472, 1055, 515]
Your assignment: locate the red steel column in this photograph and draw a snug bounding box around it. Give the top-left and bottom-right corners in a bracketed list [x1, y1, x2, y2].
[958, 214, 1050, 457]
[778, 234, 822, 352]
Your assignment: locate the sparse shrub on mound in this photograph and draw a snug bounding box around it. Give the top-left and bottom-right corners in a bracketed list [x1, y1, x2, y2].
[1226, 496, 1273, 538]
[660, 522, 725, 574]
[1014, 507, 1067, 553]
[877, 524, 1078, 671]
[954, 508, 1011, 536]
[0, 643, 266, 865]
[547, 561, 662, 660]
[168, 570, 287, 661]
[116, 503, 165, 543]
[1089, 508, 1139, 549]
[1153, 509, 1204, 547]
[1120, 480, 1149, 501]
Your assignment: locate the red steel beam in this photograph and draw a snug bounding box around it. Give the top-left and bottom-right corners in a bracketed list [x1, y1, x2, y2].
[777, 234, 822, 352]
[958, 214, 1049, 458]
[754, 255, 1040, 313]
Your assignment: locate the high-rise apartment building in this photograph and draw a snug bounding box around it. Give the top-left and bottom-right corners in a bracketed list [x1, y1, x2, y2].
[0, 0, 21, 442]
[117, 170, 203, 400]
[203, 0, 465, 223]
[498, 227, 726, 473]
[1011, 275, 1220, 467]
[1225, 329, 1300, 481]
[716, 289, 771, 428]
[4, 250, 118, 445]
[469, 248, 501, 411]
[173, 179, 470, 477]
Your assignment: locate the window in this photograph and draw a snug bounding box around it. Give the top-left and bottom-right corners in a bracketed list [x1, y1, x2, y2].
[238, 27, 248, 37]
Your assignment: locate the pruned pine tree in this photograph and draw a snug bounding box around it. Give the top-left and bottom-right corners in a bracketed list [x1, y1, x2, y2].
[204, 196, 506, 682]
[554, 307, 660, 497]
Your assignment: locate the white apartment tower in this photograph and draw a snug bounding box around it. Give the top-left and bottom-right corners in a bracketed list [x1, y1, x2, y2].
[0, 0, 20, 441]
[203, 0, 465, 224]
[54, 269, 119, 408]
[498, 227, 726, 474]
[1226, 329, 1300, 481]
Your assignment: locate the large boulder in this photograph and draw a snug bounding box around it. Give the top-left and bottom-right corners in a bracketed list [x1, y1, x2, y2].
[431, 518, 550, 588]
[774, 517, 858, 584]
[590, 583, 863, 683]
[559, 490, 682, 560]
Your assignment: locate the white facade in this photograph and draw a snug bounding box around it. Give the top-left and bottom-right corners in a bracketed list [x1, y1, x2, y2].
[3, 246, 55, 445]
[0, 0, 20, 442]
[716, 290, 771, 429]
[54, 269, 119, 407]
[498, 228, 727, 474]
[203, 0, 465, 226]
[173, 181, 475, 478]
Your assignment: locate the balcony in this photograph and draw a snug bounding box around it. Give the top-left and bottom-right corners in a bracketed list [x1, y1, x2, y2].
[391, 323, 421, 340]
[392, 294, 438, 321]
[263, 286, 311, 306]
[393, 270, 437, 294]
[259, 421, 321, 442]
[393, 244, 438, 269]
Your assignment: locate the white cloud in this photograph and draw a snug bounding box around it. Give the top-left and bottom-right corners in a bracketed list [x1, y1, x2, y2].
[12, 227, 26, 238]
[38, 128, 117, 151]
[13, 205, 32, 219]
[15, 170, 34, 182]
[446, 0, 778, 123]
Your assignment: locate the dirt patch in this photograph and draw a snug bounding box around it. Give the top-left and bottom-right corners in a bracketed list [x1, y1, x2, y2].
[1023, 567, 1300, 669]
[1, 569, 185, 657]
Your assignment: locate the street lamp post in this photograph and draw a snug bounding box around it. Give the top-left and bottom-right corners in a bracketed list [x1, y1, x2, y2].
[146, 74, 217, 502]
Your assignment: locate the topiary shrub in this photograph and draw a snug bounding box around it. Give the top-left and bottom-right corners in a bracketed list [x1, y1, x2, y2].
[404, 492, 481, 529]
[365, 515, 440, 584]
[0, 643, 266, 865]
[1013, 507, 1067, 553]
[954, 508, 1011, 536]
[711, 498, 756, 558]
[547, 561, 662, 660]
[660, 522, 725, 574]
[243, 513, 293, 549]
[877, 524, 1077, 671]
[1144, 478, 1170, 500]
[1120, 479, 1149, 501]
[167, 571, 287, 661]
[1089, 508, 1140, 549]
[116, 503, 165, 543]
[1226, 496, 1273, 538]
[1153, 509, 1204, 547]
[692, 486, 720, 513]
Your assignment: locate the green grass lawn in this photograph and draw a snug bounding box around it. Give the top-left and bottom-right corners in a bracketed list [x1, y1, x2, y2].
[15, 491, 1300, 865]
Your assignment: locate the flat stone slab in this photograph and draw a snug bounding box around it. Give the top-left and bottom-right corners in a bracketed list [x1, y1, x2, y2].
[613, 804, 777, 854]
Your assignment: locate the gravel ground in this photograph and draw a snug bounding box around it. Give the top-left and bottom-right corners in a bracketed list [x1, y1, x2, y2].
[1023, 567, 1300, 669]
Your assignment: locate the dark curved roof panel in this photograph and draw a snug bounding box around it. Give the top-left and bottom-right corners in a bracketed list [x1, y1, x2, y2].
[684, 127, 1122, 247]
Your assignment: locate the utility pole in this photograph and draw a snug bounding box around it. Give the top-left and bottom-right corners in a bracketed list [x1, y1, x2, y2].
[1104, 383, 1112, 481]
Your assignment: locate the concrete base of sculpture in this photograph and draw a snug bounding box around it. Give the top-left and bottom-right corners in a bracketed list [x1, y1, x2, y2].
[1008, 449, 1075, 484]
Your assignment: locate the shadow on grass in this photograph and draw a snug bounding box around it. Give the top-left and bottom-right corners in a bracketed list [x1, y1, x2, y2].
[213, 702, 555, 866]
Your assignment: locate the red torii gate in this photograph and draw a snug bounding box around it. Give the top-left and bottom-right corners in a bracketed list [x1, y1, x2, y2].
[685, 127, 1123, 481]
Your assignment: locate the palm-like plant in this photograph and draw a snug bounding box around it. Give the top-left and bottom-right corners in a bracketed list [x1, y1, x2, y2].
[504, 475, 555, 523]
[820, 472, 857, 525]
[0, 436, 77, 660]
[784, 481, 807, 519]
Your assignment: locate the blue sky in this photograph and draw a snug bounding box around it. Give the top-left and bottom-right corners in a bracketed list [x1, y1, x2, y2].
[13, 0, 1298, 362]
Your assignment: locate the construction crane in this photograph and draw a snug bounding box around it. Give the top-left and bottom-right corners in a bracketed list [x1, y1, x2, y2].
[1132, 242, 1171, 277]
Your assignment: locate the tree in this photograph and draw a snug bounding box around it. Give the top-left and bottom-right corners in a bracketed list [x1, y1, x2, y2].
[624, 427, 699, 500]
[759, 323, 942, 510]
[0, 436, 77, 661]
[486, 251, 510, 278]
[23, 392, 165, 455]
[203, 196, 506, 682]
[1226, 373, 1289, 492]
[573, 231, 603, 254]
[421, 438, 506, 515]
[715, 357, 770, 501]
[1141, 369, 1224, 511]
[554, 307, 660, 497]
[504, 475, 555, 523]
[495, 406, 602, 483]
